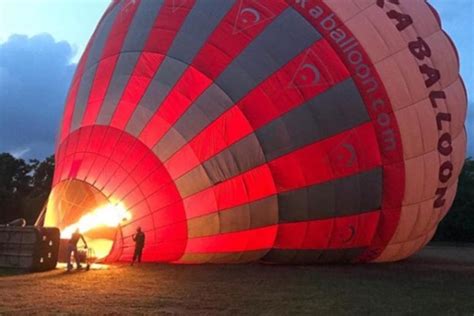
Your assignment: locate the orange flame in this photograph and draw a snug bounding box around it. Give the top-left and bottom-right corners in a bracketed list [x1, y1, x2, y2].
[61, 202, 131, 239]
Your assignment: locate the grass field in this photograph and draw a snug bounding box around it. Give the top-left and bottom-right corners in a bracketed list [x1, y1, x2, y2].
[1, 245, 473, 315]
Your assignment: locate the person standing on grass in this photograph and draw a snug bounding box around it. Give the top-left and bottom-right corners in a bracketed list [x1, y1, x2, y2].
[67, 228, 88, 271]
[131, 227, 145, 265]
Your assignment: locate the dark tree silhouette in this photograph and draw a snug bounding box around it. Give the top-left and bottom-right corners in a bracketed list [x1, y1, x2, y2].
[29, 156, 55, 197]
[433, 158, 474, 242]
[0, 153, 33, 223]
[0, 153, 54, 224]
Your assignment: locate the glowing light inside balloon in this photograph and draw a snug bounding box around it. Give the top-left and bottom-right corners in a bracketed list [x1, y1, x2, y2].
[61, 202, 131, 239]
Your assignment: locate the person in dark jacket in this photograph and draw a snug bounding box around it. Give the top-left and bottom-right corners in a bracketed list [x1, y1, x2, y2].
[131, 227, 145, 265]
[67, 228, 88, 271]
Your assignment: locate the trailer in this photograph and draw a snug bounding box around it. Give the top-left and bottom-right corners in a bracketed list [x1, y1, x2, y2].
[0, 226, 60, 272]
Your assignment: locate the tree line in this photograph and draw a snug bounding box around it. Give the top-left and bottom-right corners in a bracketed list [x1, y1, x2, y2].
[0, 153, 54, 224]
[432, 157, 474, 242]
[0, 152, 472, 242]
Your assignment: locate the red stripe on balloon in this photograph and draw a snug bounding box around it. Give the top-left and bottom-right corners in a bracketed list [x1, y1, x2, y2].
[138, 0, 289, 148]
[109, 0, 196, 129]
[58, 46, 93, 144]
[269, 122, 380, 191]
[182, 122, 380, 219]
[81, 0, 140, 127]
[181, 211, 380, 253]
[183, 164, 275, 219]
[184, 225, 278, 254]
[57, 3, 115, 144]
[86, 129, 123, 185]
[274, 211, 379, 250]
[165, 39, 350, 180]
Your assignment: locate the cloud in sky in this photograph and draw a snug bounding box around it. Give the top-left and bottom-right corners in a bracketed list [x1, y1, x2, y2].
[0, 0, 109, 62]
[0, 33, 75, 159]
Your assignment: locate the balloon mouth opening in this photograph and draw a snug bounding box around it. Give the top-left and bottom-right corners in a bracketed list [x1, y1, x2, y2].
[45, 179, 131, 261]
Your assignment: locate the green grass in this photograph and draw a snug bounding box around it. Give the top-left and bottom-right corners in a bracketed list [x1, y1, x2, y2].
[1, 245, 473, 315]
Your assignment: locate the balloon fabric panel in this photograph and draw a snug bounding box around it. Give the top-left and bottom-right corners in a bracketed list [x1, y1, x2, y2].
[46, 0, 467, 264]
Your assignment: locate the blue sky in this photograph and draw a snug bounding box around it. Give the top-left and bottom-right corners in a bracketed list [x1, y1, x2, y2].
[0, 0, 472, 159]
[0, 0, 110, 62]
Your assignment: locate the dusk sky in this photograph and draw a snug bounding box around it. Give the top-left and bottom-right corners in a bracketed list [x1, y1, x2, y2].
[0, 0, 472, 159]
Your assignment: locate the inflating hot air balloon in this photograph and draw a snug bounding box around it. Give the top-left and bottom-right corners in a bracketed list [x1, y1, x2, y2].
[44, 0, 467, 263]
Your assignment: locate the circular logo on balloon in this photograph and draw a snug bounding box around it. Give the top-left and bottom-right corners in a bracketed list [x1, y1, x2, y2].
[232, 1, 275, 34]
[240, 8, 261, 24]
[293, 63, 321, 87]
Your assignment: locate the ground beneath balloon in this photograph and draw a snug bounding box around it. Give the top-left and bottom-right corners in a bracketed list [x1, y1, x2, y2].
[1, 245, 473, 315]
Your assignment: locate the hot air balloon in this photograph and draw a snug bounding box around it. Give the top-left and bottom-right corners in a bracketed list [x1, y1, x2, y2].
[44, 0, 467, 264]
